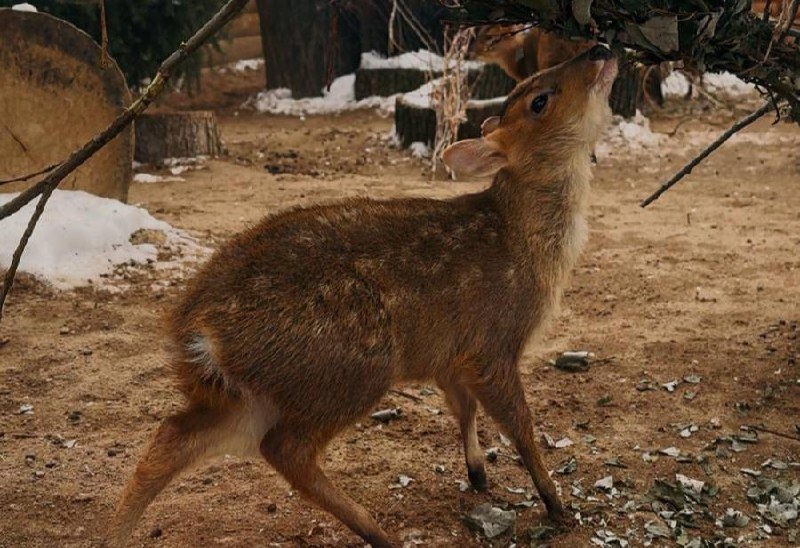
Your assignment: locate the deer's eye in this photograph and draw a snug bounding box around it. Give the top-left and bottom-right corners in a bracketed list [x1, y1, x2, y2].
[530, 94, 548, 114]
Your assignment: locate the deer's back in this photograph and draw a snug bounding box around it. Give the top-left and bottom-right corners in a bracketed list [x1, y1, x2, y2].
[168, 193, 536, 417]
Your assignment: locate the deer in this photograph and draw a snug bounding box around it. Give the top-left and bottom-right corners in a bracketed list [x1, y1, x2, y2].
[471, 24, 594, 81]
[110, 45, 619, 548]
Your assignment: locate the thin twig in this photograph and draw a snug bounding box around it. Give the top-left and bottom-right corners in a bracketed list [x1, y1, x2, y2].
[0, 0, 250, 320]
[1, 187, 57, 316]
[389, 389, 424, 403]
[640, 101, 774, 208]
[743, 424, 800, 443]
[0, 163, 60, 186]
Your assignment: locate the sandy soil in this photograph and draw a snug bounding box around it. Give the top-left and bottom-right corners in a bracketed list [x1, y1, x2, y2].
[0, 85, 798, 548]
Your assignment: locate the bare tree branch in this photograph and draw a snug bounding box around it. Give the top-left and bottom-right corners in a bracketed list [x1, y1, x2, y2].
[640, 101, 775, 208]
[0, 163, 60, 187]
[0, 0, 251, 320]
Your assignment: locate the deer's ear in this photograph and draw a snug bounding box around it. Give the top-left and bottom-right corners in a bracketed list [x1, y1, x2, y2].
[481, 116, 501, 136]
[441, 138, 507, 178]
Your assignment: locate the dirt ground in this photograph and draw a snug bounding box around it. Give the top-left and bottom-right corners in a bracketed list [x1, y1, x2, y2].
[0, 76, 798, 548]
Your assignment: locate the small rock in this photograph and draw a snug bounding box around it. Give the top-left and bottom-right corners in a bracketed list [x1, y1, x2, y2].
[73, 493, 93, 503]
[59, 326, 70, 335]
[17, 404, 34, 415]
[485, 447, 498, 462]
[398, 474, 413, 487]
[553, 351, 593, 372]
[24, 454, 35, 466]
[33, 471, 45, 478]
[370, 408, 402, 424]
[434, 464, 446, 474]
[149, 527, 163, 538]
[80, 347, 93, 356]
[266, 502, 277, 513]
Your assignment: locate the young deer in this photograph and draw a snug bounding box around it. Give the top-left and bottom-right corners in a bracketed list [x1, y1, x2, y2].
[472, 24, 594, 81]
[111, 45, 618, 548]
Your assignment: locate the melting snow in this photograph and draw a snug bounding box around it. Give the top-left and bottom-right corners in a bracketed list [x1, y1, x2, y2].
[251, 74, 395, 117]
[0, 190, 199, 289]
[597, 111, 664, 157]
[360, 49, 484, 72]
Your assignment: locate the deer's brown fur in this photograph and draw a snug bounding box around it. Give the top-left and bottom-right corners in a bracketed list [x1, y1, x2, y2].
[111, 47, 618, 548]
[472, 24, 594, 81]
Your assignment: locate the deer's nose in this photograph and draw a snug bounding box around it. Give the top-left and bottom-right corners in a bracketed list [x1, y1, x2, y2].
[587, 45, 612, 61]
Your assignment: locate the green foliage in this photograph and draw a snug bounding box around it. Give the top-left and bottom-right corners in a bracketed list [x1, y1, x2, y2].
[444, 0, 800, 120]
[0, 0, 227, 90]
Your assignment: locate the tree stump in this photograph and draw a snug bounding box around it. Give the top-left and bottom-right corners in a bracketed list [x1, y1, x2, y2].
[394, 97, 505, 148]
[134, 111, 223, 165]
[0, 8, 132, 202]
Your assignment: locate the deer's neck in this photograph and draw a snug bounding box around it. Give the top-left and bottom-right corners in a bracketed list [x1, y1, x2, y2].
[492, 152, 592, 284]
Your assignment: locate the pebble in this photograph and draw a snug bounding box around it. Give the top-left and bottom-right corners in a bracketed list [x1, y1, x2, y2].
[149, 528, 163, 538]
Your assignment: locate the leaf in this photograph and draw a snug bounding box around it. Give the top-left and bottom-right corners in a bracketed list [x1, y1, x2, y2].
[638, 16, 681, 53]
[594, 475, 614, 491]
[463, 504, 516, 539]
[555, 437, 574, 449]
[571, 0, 593, 26]
[557, 456, 578, 475]
[645, 520, 672, 538]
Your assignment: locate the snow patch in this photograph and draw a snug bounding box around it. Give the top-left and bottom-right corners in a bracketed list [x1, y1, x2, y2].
[133, 173, 185, 184]
[231, 58, 264, 72]
[409, 142, 431, 159]
[702, 72, 758, 98]
[11, 3, 37, 12]
[597, 111, 664, 157]
[251, 74, 395, 116]
[661, 71, 691, 98]
[398, 79, 506, 110]
[0, 190, 200, 289]
[360, 50, 484, 72]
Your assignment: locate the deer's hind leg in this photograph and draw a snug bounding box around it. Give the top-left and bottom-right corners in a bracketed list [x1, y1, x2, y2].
[110, 401, 277, 547]
[259, 426, 393, 548]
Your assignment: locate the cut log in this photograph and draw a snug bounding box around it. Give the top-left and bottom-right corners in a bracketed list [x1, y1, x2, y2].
[0, 8, 132, 202]
[134, 111, 223, 165]
[394, 97, 505, 148]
